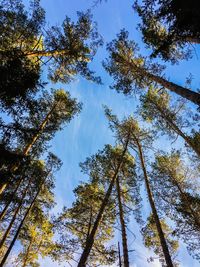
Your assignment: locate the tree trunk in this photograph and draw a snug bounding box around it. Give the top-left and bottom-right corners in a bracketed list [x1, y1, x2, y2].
[22, 237, 33, 267]
[0, 178, 31, 250]
[26, 49, 68, 58]
[22, 103, 57, 156]
[77, 133, 130, 267]
[0, 184, 7, 196]
[116, 176, 129, 267]
[86, 207, 93, 243]
[0, 175, 24, 221]
[184, 36, 200, 44]
[118, 242, 122, 267]
[0, 180, 43, 267]
[150, 99, 200, 158]
[124, 57, 200, 106]
[26, 49, 90, 62]
[135, 137, 174, 267]
[146, 71, 200, 106]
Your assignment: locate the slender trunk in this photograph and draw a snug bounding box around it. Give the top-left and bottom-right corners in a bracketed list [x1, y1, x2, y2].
[26, 49, 69, 58]
[0, 181, 43, 267]
[0, 185, 7, 196]
[150, 99, 200, 157]
[118, 242, 122, 267]
[86, 207, 93, 243]
[26, 49, 90, 62]
[0, 103, 57, 195]
[184, 36, 200, 44]
[22, 103, 57, 156]
[146, 71, 200, 106]
[116, 176, 129, 267]
[0, 175, 24, 221]
[22, 237, 33, 267]
[135, 137, 174, 267]
[0, 179, 30, 249]
[77, 134, 130, 267]
[123, 56, 200, 106]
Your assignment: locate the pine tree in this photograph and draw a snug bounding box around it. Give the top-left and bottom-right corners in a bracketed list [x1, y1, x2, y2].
[104, 30, 200, 106]
[105, 109, 175, 267]
[151, 152, 200, 261]
[15, 210, 55, 267]
[0, 0, 44, 108]
[0, 0, 102, 110]
[57, 181, 117, 267]
[0, 89, 81, 194]
[80, 144, 141, 267]
[134, 0, 200, 62]
[140, 88, 200, 158]
[77, 141, 131, 267]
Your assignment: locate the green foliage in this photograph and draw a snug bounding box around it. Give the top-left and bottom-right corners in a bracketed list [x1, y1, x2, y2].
[140, 88, 184, 137]
[134, 0, 200, 62]
[0, 0, 45, 107]
[104, 29, 164, 95]
[57, 181, 117, 266]
[152, 152, 200, 260]
[45, 10, 103, 84]
[142, 214, 179, 267]
[0, 0, 102, 111]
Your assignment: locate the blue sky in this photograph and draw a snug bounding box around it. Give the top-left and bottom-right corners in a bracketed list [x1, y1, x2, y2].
[9, 1, 200, 266]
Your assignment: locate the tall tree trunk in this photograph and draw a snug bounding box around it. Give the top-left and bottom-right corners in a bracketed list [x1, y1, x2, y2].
[146, 71, 200, 106]
[0, 175, 24, 221]
[22, 103, 57, 156]
[22, 237, 33, 267]
[0, 178, 31, 249]
[134, 137, 174, 267]
[184, 36, 200, 44]
[0, 102, 57, 195]
[116, 176, 129, 267]
[118, 242, 122, 267]
[26, 49, 68, 58]
[26, 49, 90, 62]
[86, 207, 93, 243]
[149, 99, 200, 157]
[77, 133, 130, 267]
[0, 184, 7, 196]
[123, 57, 200, 106]
[0, 180, 43, 267]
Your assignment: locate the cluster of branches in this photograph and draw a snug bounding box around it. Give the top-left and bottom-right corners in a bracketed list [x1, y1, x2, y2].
[0, 0, 200, 267]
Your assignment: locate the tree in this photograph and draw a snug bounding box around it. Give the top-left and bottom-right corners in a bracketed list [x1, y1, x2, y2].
[105, 109, 175, 267]
[134, 0, 200, 62]
[0, 89, 81, 194]
[104, 30, 200, 106]
[15, 211, 55, 267]
[151, 152, 200, 261]
[0, 0, 102, 110]
[77, 141, 131, 267]
[142, 214, 179, 267]
[114, 151, 140, 267]
[80, 143, 141, 267]
[57, 181, 117, 267]
[140, 88, 200, 158]
[0, 152, 61, 266]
